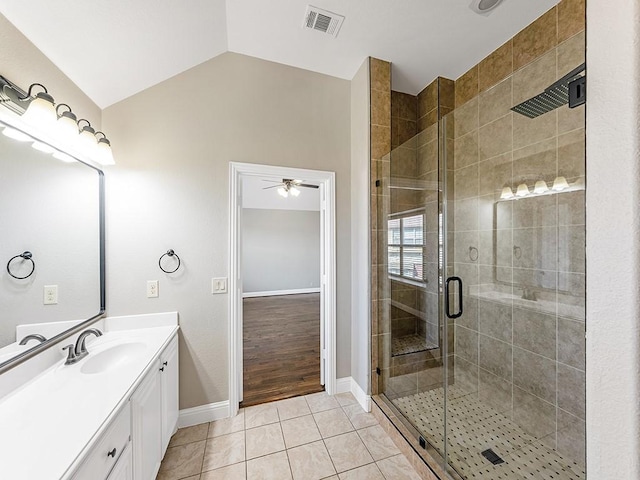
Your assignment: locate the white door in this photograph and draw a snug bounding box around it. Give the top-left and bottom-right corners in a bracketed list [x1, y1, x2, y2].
[236, 177, 244, 402]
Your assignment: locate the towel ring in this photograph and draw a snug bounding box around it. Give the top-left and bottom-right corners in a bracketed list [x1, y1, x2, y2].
[468, 246, 479, 262]
[7, 251, 35, 279]
[159, 249, 181, 274]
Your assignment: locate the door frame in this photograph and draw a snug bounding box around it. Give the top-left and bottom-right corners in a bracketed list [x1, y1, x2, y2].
[228, 162, 337, 416]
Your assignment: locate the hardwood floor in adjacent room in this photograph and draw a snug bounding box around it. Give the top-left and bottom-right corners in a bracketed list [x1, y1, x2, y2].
[241, 293, 323, 407]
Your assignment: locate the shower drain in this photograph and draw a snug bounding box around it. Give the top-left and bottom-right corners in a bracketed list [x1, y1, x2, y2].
[481, 448, 504, 465]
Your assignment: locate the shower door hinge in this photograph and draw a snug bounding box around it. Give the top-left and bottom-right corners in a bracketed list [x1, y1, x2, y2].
[376, 367, 381, 375]
[375, 180, 381, 187]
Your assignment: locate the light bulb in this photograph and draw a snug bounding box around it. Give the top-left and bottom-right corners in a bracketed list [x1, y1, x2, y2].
[290, 186, 301, 197]
[277, 187, 288, 198]
[533, 180, 549, 194]
[21, 91, 57, 131]
[32, 141, 55, 154]
[56, 107, 79, 142]
[552, 176, 569, 191]
[516, 183, 530, 197]
[500, 187, 514, 199]
[95, 133, 115, 166]
[2, 127, 32, 142]
[77, 119, 98, 157]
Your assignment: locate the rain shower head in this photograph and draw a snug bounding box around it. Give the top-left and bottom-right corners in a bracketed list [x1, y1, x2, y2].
[511, 63, 586, 118]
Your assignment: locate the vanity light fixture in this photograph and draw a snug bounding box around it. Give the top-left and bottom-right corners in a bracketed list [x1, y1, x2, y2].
[516, 183, 530, 197]
[533, 180, 549, 194]
[0, 75, 115, 165]
[20, 83, 56, 131]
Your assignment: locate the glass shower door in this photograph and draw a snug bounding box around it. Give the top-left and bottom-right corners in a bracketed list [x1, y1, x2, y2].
[441, 46, 586, 479]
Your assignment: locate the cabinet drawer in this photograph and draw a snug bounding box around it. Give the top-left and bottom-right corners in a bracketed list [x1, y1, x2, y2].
[72, 403, 131, 480]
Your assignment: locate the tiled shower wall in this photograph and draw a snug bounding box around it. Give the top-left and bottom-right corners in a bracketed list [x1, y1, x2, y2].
[450, 0, 586, 467]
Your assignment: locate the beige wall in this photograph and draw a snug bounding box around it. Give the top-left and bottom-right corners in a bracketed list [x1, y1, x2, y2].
[102, 52, 351, 408]
[0, 14, 100, 128]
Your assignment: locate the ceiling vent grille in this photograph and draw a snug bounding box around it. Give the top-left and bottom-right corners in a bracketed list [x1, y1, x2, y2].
[303, 6, 344, 38]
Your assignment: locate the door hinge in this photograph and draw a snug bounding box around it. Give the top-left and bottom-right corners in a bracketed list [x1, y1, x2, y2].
[375, 180, 381, 187]
[376, 367, 381, 375]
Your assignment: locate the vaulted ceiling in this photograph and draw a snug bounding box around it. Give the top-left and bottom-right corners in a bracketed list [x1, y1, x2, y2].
[0, 0, 558, 108]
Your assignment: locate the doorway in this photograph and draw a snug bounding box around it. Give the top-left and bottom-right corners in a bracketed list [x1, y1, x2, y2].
[229, 162, 336, 415]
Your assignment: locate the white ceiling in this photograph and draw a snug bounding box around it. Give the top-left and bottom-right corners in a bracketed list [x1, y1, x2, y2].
[242, 176, 320, 212]
[0, 0, 558, 108]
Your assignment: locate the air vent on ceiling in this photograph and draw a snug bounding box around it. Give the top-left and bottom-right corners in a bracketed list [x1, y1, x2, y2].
[303, 5, 344, 38]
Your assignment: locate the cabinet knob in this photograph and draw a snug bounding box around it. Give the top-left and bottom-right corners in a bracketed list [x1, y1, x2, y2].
[107, 447, 117, 458]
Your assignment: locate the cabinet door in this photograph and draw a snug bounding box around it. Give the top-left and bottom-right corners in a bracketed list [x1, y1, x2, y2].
[131, 364, 162, 480]
[107, 442, 132, 480]
[160, 336, 179, 453]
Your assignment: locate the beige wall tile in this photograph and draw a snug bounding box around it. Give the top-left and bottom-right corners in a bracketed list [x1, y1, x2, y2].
[478, 300, 512, 343]
[557, 0, 585, 43]
[513, 49, 557, 105]
[557, 364, 585, 419]
[454, 163, 479, 200]
[513, 347, 556, 403]
[455, 325, 479, 364]
[418, 79, 438, 118]
[513, 387, 556, 439]
[512, 138, 557, 183]
[438, 77, 455, 109]
[371, 125, 391, 159]
[558, 129, 585, 180]
[513, 307, 557, 359]
[455, 65, 479, 107]
[556, 409, 585, 467]
[479, 77, 513, 127]
[371, 89, 391, 127]
[454, 131, 479, 170]
[418, 108, 438, 131]
[557, 31, 585, 77]
[479, 40, 514, 92]
[370, 58, 390, 92]
[513, 8, 558, 71]
[479, 334, 512, 380]
[479, 114, 513, 160]
[478, 368, 513, 414]
[557, 317, 585, 370]
[453, 97, 479, 138]
[513, 111, 556, 150]
[478, 153, 512, 197]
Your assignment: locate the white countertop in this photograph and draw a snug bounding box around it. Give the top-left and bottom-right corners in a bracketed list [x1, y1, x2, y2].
[0, 317, 178, 480]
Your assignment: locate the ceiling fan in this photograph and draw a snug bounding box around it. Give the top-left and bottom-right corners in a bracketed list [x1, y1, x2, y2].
[262, 178, 319, 197]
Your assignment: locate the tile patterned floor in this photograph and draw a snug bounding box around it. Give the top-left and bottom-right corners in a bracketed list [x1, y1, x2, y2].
[157, 391, 423, 480]
[393, 387, 585, 480]
[391, 334, 438, 356]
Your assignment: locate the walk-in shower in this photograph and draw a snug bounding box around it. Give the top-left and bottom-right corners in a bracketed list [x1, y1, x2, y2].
[374, 31, 586, 480]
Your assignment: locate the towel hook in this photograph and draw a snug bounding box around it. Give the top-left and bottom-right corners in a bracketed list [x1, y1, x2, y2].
[7, 251, 35, 279]
[159, 249, 181, 274]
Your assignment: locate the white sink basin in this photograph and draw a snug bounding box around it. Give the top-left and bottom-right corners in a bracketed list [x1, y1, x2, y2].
[81, 342, 146, 375]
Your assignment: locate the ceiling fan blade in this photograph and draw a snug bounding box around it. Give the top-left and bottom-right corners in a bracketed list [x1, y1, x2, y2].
[262, 185, 281, 190]
[298, 184, 319, 189]
[261, 179, 282, 184]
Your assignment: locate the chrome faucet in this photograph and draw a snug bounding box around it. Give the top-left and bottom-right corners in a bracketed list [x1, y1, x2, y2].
[18, 334, 46, 346]
[75, 328, 103, 358]
[63, 328, 103, 365]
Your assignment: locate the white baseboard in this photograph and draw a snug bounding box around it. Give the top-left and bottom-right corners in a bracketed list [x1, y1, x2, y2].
[242, 288, 321, 298]
[336, 376, 371, 413]
[178, 400, 229, 428]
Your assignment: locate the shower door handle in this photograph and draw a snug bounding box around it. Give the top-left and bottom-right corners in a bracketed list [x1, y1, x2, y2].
[445, 276, 463, 319]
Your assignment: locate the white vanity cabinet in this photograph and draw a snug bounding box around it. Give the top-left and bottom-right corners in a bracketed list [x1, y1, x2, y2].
[131, 335, 179, 480]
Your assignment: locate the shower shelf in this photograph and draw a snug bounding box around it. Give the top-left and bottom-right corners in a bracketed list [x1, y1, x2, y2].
[392, 334, 438, 356]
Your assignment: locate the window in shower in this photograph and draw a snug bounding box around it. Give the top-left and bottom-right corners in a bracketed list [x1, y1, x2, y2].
[388, 212, 425, 283]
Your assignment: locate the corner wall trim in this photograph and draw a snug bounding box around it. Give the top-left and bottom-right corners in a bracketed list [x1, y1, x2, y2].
[336, 376, 371, 413]
[178, 401, 230, 428]
[242, 288, 321, 298]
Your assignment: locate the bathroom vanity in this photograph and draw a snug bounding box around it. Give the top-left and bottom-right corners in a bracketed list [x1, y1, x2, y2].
[0, 312, 179, 480]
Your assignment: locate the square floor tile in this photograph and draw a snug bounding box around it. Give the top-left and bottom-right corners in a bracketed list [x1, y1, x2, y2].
[335, 392, 358, 407]
[357, 425, 401, 461]
[209, 410, 245, 438]
[245, 403, 280, 429]
[281, 414, 322, 448]
[305, 391, 340, 413]
[169, 423, 209, 447]
[287, 440, 337, 480]
[247, 451, 292, 479]
[202, 431, 245, 471]
[338, 463, 385, 480]
[376, 454, 422, 480]
[342, 404, 378, 430]
[324, 431, 374, 473]
[200, 462, 246, 479]
[157, 440, 206, 480]
[276, 396, 312, 421]
[246, 423, 285, 460]
[313, 408, 354, 438]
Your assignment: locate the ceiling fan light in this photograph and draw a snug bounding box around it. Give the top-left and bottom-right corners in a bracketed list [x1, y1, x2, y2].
[277, 187, 288, 198]
[290, 186, 301, 197]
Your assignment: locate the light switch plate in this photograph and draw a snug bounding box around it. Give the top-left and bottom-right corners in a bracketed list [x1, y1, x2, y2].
[212, 277, 228, 294]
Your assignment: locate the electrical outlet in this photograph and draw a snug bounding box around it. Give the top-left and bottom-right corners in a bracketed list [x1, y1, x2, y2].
[43, 285, 58, 305]
[211, 277, 228, 294]
[147, 280, 159, 298]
